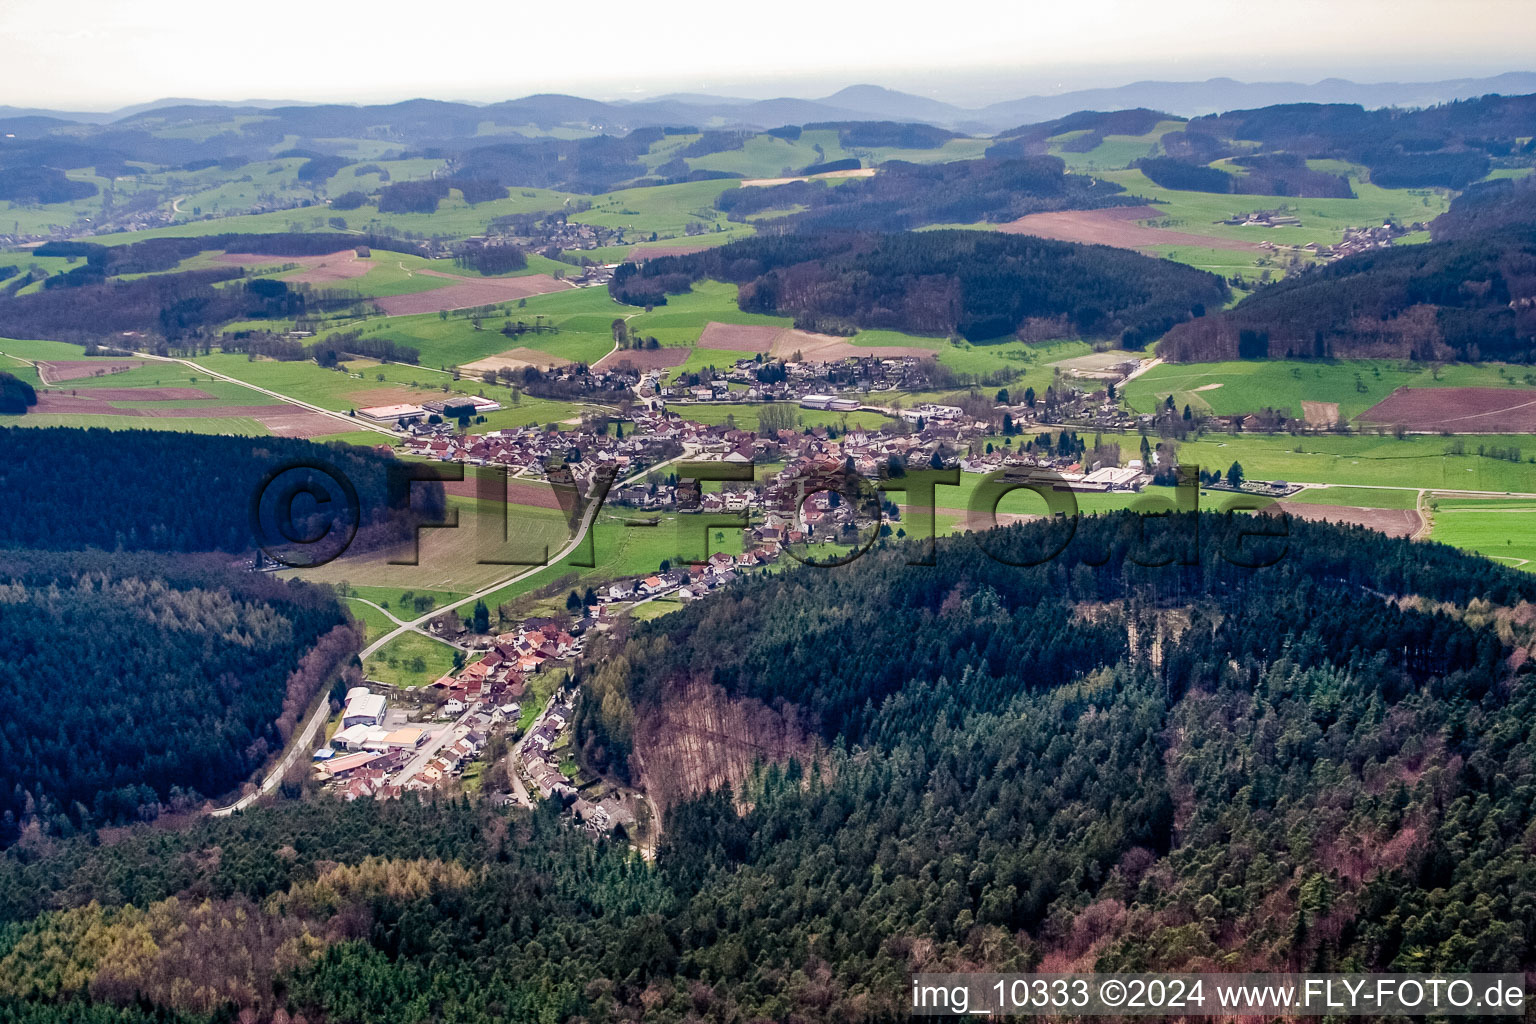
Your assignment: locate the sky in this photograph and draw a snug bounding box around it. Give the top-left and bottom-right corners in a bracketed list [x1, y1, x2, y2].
[1, 0, 1533, 110]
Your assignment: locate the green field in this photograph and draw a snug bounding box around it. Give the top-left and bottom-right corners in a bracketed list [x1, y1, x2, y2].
[1047, 120, 1186, 172]
[1282, 485, 1421, 509]
[1101, 166, 1453, 254]
[192, 353, 592, 432]
[1125, 358, 1536, 421]
[570, 179, 750, 243]
[1429, 497, 1536, 570]
[1169, 432, 1536, 491]
[362, 631, 460, 688]
[344, 598, 399, 645]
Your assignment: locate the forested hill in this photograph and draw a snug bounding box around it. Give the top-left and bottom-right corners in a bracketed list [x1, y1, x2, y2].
[0, 427, 442, 554]
[0, 550, 355, 843]
[577, 512, 1529, 777]
[714, 155, 1138, 232]
[3, 515, 1536, 1022]
[611, 230, 1227, 342]
[1157, 227, 1536, 362]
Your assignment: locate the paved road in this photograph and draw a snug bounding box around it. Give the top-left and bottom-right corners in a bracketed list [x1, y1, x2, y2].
[210, 684, 333, 816]
[209, 456, 663, 817]
[394, 705, 480, 787]
[504, 689, 562, 808]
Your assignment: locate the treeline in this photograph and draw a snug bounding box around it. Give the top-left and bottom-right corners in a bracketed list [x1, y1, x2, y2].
[377, 179, 450, 213]
[611, 230, 1226, 342]
[0, 550, 354, 841]
[715, 155, 1137, 232]
[0, 166, 97, 203]
[1137, 152, 1354, 197]
[582, 512, 1525, 768]
[0, 372, 36, 414]
[308, 330, 420, 366]
[451, 128, 668, 193]
[455, 245, 527, 275]
[1429, 172, 1536, 241]
[992, 107, 1177, 155]
[1159, 227, 1536, 362]
[0, 270, 360, 343]
[32, 231, 423, 281]
[0, 426, 441, 553]
[805, 120, 960, 149]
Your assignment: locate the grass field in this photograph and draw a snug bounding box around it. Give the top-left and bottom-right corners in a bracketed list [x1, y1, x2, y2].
[1124, 359, 1536, 421]
[668, 128, 990, 180]
[344, 598, 399, 645]
[1100, 167, 1453, 254]
[362, 631, 460, 688]
[1284, 485, 1421, 509]
[286, 498, 573, 594]
[570, 179, 750, 243]
[192, 353, 593, 432]
[1169, 432, 1536, 491]
[1429, 497, 1536, 570]
[479, 506, 732, 610]
[1047, 120, 1185, 172]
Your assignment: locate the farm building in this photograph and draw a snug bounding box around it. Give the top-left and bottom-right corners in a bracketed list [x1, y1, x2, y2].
[358, 403, 427, 423]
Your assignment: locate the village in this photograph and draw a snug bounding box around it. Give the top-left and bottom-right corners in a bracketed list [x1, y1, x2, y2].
[308, 343, 1323, 841]
[312, 611, 644, 837]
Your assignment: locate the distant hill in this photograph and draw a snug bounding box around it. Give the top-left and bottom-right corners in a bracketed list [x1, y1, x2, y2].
[10, 72, 1536, 132]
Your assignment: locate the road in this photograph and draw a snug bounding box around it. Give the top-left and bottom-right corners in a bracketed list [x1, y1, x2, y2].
[393, 704, 481, 788]
[210, 455, 666, 816]
[503, 689, 562, 808]
[135, 350, 397, 436]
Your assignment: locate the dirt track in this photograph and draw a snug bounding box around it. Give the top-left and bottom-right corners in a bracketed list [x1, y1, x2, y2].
[459, 348, 574, 375]
[1274, 502, 1423, 538]
[35, 360, 148, 384]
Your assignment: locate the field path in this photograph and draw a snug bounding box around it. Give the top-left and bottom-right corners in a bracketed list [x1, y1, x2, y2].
[134, 351, 396, 437]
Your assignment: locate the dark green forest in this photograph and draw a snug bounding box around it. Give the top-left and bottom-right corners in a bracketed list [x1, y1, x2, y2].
[1158, 227, 1536, 362]
[0, 428, 438, 840]
[0, 427, 441, 553]
[715, 155, 1135, 232]
[2, 515, 1534, 1022]
[0, 551, 353, 841]
[1148, 93, 1536, 190]
[611, 230, 1226, 342]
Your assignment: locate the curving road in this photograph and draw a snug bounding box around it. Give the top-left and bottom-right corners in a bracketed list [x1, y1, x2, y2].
[208, 455, 672, 817]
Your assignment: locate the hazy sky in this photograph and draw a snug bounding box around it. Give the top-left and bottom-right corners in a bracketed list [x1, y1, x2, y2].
[1, 0, 1532, 109]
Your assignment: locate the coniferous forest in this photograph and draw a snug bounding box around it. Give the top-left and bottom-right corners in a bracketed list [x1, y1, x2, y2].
[611, 230, 1226, 342]
[3, 513, 1536, 1022]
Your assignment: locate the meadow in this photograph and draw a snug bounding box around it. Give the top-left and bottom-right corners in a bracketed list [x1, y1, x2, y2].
[1099, 166, 1453, 252]
[1167, 431, 1536, 491]
[1428, 496, 1536, 570]
[1046, 120, 1185, 172]
[1124, 358, 1536, 420]
[362, 631, 460, 688]
[193, 352, 592, 431]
